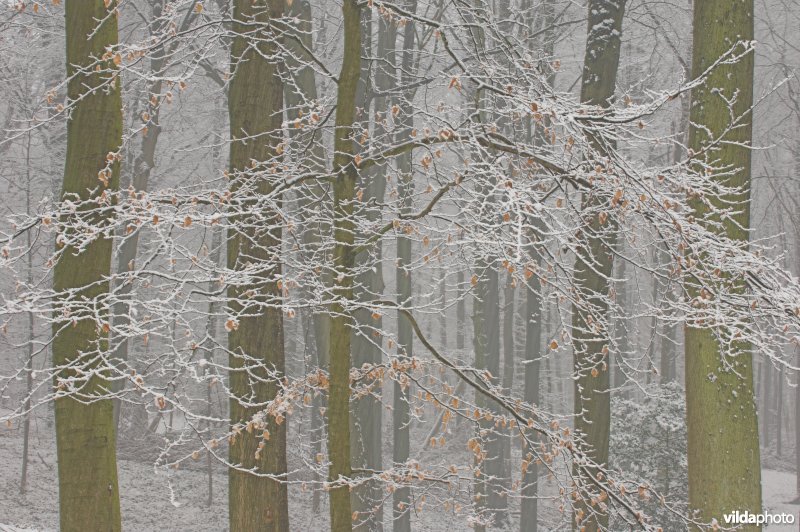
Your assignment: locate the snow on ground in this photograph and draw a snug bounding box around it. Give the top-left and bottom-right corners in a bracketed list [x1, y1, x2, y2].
[762, 469, 799, 531]
[0, 425, 228, 532]
[0, 424, 468, 531]
[1, 423, 797, 531]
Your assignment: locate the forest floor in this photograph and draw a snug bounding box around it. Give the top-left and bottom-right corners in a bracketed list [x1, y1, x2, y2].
[0, 422, 797, 531]
[762, 469, 799, 531]
[0, 421, 469, 531]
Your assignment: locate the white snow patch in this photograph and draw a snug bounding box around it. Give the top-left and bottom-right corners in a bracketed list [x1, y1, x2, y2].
[762, 469, 799, 531]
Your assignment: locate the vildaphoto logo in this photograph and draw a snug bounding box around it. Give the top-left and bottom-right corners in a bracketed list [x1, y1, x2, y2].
[722, 510, 796, 526]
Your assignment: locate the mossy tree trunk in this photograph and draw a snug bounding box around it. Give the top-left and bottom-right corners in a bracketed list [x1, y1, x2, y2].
[685, 0, 762, 527]
[571, 2, 625, 530]
[53, 1, 123, 530]
[328, 0, 363, 529]
[227, 1, 289, 530]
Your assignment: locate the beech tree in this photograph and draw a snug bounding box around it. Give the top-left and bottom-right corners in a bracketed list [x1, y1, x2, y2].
[684, 0, 762, 526]
[53, 1, 123, 529]
[225, 0, 290, 530]
[570, 1, 625, 530]
[0, 1, 799, 531]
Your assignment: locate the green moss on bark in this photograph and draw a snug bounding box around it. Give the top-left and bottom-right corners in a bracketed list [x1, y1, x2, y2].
[327, 1, 362, 530]
[685, 1, 762, 528]
[53, 2, 123, 530]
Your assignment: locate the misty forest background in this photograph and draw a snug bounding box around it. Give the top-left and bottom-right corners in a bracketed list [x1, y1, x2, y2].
[0, 0, 799, 531]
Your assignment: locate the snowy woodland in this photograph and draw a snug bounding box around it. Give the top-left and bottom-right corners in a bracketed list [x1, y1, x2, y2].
[0, 0, 799, 530]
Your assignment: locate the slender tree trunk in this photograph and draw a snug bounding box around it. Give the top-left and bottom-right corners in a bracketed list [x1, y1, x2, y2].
[760, 358, 771, 443]
[351, 11, 392, 529]
[393, 4, 417, 529]
[796, 346, 800, 501]
[227, 1, 289, 529]
[777, 363, 784, 457]
[328, 1, 363, 529]
[467, 4, 506, 527]
[20, 130, 34, 495]
[685, 0, 762, 526]
[52, 2, 123, 529]
[519, 6, 554, 526]
[439, 266, 449, 351]
[571, 2, 625, 530]
[20, 309, 33, 495]
[204, 225, 223, 507]
[612, 251, 628, 396]
[520, 241, 543, 532]
[501, 273, 515, 495]
[283, 0, 330, 511]
[473, 248, 504, 530]
[457, 270, 466, 354]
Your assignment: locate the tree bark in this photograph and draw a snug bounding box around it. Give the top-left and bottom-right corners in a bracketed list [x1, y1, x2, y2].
[328, 0, 363, 529]
[52, 1, 123, 529]
[393, 4, 417, 529]
[283, 0, 330, 512]
[520, 239, 543, 532]
[571, 2, 625, 530]
[227, 1, 289, 529]
[501, 273, 515, 496]
[20, 129, 34, 495]
[351, 11, 392, 529]
[685, 0, 762, 527]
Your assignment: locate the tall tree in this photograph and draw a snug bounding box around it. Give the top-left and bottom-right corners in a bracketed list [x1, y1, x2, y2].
[283, 0, 331, 513]
[328, 0, 363, 529]
[52, 1, 123, 529]
[227, 0, 289, 529]
[520, 243, 543, 532]
[571, 1, 625, 530]
[393, 2, 417, 529]
[685, 0, 762, 526]
[351, 10, 390, 529]
[520, 5, 556, 529]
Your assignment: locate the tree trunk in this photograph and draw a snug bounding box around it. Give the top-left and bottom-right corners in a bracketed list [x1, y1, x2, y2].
[52, 2, 123, 529]
[612, 250, 628, 396]
[393, 4, 417, 529]
[796, 346, 800, 501]
[456, 269, 466, 350]
[283, 0, 330, 512]
[685, 0, 762, 526]
[20, 130, 34, 495]
[204, 225, 224, 507]
[473, 255, 504, 530]
[467, 4, 507, 527]
[501, 273, 515, 496]
[571, 2, 625, 530]
[520, 238, 543, 532]
[760, 358, 771, 443]
[519, 7, 555, 526]
[328, 1, 363, 529]
[227, 1, 289, 529]
[351, 11, 393, 529]
[777, 363, 784, 457]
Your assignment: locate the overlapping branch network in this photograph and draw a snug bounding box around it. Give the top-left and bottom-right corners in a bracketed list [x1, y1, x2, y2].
[0, 0, 795, 529]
